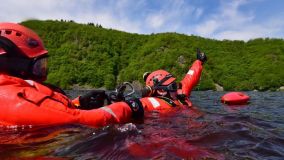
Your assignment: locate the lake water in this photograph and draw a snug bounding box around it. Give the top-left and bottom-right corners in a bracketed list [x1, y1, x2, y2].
[0, 91, 283, 159]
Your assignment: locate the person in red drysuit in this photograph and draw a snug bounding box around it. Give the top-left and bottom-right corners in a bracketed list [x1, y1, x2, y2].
[137, 48, 207, 112]
[125, 50, 209, 159]
[0, 22, 143, 127]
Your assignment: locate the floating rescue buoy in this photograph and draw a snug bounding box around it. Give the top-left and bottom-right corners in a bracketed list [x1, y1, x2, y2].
[221, 92, 250, 105]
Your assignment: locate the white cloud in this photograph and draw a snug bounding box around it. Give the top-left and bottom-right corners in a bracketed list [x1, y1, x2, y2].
[93, 12, 142, 33]
[143, 0, 196, 33]
[194, 8, 203, 19]
[215, 21, 284, 41]
[195, 20, 220, 36]
[0, 0, 143, 33]
[0, 0, 283, 40]
[193, 0, 284, 41]
[219, 0, 254, 27]
[0, 0, 90, 22]
[194, 0, 254, 39]
[215, 30, 262, 41]
[146, 13, 165, 29]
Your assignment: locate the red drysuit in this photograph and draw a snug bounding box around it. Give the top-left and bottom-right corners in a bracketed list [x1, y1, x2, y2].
[0, 60, 202, 128]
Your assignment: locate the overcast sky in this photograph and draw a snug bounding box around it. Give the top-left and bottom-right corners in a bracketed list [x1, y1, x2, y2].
[0, 0, 284, 41]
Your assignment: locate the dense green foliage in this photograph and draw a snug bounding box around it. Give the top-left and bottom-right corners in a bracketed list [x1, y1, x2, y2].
[21, 20, 284, 91]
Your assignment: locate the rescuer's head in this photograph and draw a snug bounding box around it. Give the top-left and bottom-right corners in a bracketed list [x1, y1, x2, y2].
[142, 70, 178, 99]
[0, 23, 48, 82]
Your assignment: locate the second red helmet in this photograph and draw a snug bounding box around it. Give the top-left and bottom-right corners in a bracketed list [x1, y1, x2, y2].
[145, 70, 176, 87]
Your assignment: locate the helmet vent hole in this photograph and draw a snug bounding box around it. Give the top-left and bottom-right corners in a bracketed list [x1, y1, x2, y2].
[27, 38, 39, 47]
[5, 30, 12, 35]
[16, 32, 22, 36]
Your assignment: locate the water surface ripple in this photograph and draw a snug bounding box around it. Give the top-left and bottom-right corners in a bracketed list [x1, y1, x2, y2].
[0, 91, 283, 159]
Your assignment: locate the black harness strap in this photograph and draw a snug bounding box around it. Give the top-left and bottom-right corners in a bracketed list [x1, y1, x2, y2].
[157, 96, 176, 107]
[154, 74, 173, 87]
[157, 93, 189, 107]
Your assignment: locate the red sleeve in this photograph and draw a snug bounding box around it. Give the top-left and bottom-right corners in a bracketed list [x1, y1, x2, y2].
[180, 60, 203, 97]
[0, 75, 135, 128]
[80, 96, 181, 127]
[139, 97, 172, 111]
[78, 102, 133, 128]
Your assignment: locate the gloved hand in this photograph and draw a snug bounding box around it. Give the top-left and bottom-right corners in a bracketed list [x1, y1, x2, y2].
[125, 98, 144, 119]
[79, 90, 107, 110]
[107, 83, 127, 102]
[141, 85, 153, 97]
[196, 48, 207, 64]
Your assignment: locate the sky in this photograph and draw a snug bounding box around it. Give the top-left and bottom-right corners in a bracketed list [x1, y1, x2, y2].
[0, 0, 284, 41]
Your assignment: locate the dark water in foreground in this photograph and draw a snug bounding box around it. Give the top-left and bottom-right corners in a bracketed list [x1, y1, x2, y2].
[0, 91, 283, 159]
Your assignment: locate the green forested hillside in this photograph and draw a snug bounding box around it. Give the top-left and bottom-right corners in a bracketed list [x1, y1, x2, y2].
[21, 20, 284, 91]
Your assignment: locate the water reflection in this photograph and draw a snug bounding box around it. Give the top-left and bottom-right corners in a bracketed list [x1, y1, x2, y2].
[0, 91, 283, 159]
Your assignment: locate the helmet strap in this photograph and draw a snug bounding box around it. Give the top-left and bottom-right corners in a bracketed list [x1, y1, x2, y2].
[0, 36, 24, 57]
[151, 74, 178, 98]
[0, 55, 33, 78]
[0, 36, 46, 81]
[153, 74, 173, 87]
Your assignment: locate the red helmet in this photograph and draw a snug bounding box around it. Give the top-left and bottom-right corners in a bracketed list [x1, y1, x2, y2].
[145, 70, 176, 87]
[142, 70, 178, 97]
[0, 22, 47, 58]
[0, 23, 48, 81]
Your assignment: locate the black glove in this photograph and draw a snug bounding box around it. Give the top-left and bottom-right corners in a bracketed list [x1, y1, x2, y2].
[79, 90, 107, 110]
[196, 48, 207, 64]
[125, 98, 144, 119]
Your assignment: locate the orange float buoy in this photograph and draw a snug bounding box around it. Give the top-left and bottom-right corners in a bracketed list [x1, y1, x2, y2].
[221, 92, 250, 105]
